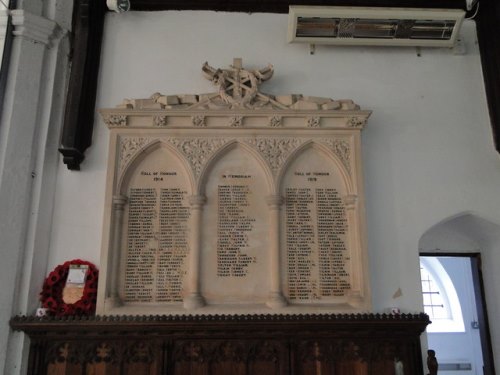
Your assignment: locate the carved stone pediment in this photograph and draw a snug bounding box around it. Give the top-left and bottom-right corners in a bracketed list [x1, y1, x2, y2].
[112, 59, 362, 112]
[100, 59, 369, 129]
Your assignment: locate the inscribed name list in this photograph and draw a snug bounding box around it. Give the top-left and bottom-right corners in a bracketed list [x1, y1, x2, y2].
[282, 148, 350, 301]
[201, 146, 270, 303]
[123, 147, 190, 303]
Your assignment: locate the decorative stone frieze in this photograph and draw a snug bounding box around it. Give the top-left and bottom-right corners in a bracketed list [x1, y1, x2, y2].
[228, 115, 244, 127]
[306, 116, 321, 128]
[167, 138, 228, 178]
[103, 114, 127, 127]
[320, 138, 352, 173]
[347, 117, 367, 128]
[119, 137, 151, 175]
[153, 115, 167, 127]
[245, 137, 302, 174]
[191, 115, 206, 127]
[268, 115, 283, 127]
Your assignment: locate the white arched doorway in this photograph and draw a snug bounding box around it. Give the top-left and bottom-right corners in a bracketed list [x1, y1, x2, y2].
[419, 213, 499, 375]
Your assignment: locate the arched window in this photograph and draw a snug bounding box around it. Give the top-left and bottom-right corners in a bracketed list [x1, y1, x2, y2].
[420, 258, 465, 332]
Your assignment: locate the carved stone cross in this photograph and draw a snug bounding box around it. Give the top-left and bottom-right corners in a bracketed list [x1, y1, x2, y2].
[202, 58, 274, 107]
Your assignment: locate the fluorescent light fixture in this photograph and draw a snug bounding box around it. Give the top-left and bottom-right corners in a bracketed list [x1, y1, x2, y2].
[288, 6, 465, 47]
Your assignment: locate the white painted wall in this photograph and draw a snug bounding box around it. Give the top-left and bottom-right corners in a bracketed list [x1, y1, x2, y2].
[40, 10, 500, 372]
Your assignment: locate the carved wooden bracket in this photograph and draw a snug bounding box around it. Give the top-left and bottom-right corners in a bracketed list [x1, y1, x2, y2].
[58, 0, 106, 170]
[476, 0, 500, 152]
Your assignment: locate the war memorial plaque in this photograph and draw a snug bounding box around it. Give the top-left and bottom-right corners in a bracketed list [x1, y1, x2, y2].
[97, 59, 371, 315]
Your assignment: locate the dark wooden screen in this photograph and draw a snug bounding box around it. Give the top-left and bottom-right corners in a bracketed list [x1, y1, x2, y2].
[10, 313, 429, 375]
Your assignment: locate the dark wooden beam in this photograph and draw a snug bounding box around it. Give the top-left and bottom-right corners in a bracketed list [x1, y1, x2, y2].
[476, 0, 500, 153]
[58, 0, 106, 170]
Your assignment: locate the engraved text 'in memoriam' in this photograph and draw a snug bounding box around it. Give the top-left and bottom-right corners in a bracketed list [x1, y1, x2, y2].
[217, 174, 256, 277]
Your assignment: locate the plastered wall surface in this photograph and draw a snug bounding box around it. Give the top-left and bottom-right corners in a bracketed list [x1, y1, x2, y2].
[45, 11, 500, 368]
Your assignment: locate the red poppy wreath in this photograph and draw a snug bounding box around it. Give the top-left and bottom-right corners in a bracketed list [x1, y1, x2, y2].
[40, 259, 98, 316]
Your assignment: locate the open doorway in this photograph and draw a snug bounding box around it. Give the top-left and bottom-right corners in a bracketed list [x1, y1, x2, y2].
[419, 254, 495, 375]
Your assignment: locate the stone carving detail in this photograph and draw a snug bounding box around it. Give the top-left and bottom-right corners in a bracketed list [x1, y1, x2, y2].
[320, 138, 351, 173]
[168, 138, 228, 177]
[347, 117, 366, 128]
[268, 115, 283, 127]
[119, 137, 151, 175]
[306, 116, 321, 128]
[192, 115, 206, 127]
[228, 115, 243, 127]
[103, 114, 127, 127]
[202, 58, 274, 109]
[246, 137, 302, 174]
[153, 115, 167, 127]
[112, 60, 362, 112]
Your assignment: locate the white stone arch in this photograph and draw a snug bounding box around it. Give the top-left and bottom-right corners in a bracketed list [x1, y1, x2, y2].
[418, 212, 500, 359]
[418, 211, 500, 253]
[196, 139, 275, 305]
[276, 140, 353, 195]
[118, 139, 196, 196]
[197, 139, 275, 196]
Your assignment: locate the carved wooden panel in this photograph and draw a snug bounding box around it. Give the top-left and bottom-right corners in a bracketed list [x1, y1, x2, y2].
[11, 313, 429, 375]
[171, 339, 288, 375]
[44, 340, 161, 375]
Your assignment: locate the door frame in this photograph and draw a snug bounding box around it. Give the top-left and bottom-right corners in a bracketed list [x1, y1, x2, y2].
[419, 252, 496, 375]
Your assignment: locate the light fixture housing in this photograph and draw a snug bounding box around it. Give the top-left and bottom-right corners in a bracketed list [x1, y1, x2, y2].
[107, 0, 131, 13]
[288, 6, 465, 47]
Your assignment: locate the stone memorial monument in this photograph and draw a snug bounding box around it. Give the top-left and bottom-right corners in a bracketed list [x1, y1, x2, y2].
[97, 59, 372, 315]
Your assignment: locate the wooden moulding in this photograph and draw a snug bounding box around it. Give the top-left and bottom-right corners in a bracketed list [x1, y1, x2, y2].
[11, 312, 430, 332]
